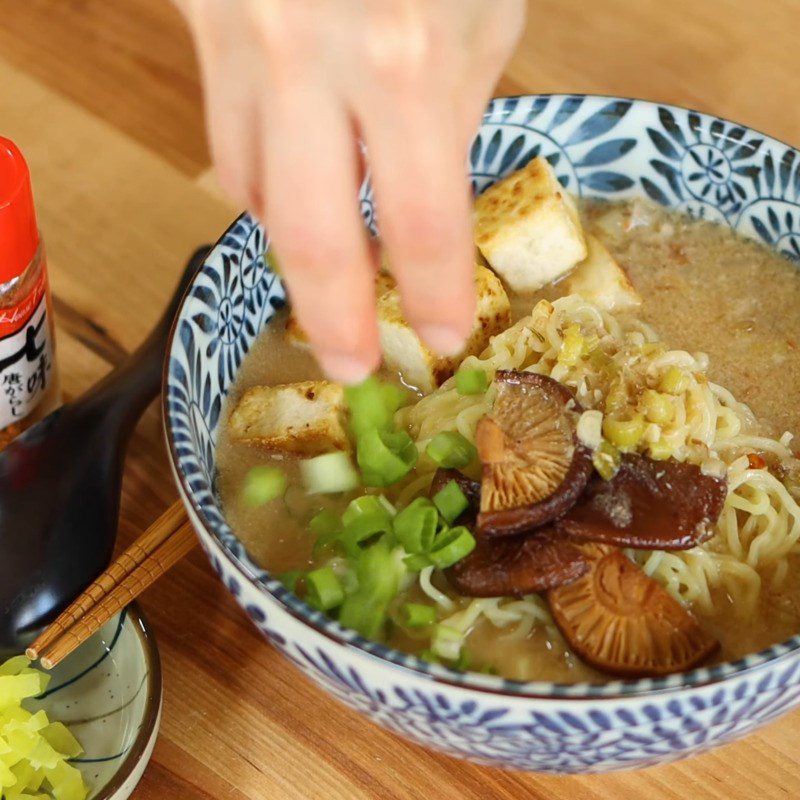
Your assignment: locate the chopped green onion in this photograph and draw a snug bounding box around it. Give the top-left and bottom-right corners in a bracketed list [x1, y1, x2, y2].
[433, 480, 469, 523]
[455, 369, 489, 395]
[377, 495, 397, 516]
[394, 497, 438, 554]
[432, 624, 464, 661]
[403, 603, 437, 628]
[300, 452, 360, 494]
[309, 509, 341, 538]
[403, 553, 433, 572]
[430, 526, 476, 568]
[306, 566, 345, 610]
[310, 510, 343, 557]
[342, 494, 392, 527]
[338, 538, 403, 639]
[419, 648, 439, 664]
[345, 377, 409, 437]
[277, 570, 304, 593]
[357, 428, 418, 487]
[339, 513, 394, 558]
[381, 382, 410, 416]
[242, 465, 287, 507]
[425, 431, 477, 469]
[282, 483, 308, 518]
[452, 649, 472, 672]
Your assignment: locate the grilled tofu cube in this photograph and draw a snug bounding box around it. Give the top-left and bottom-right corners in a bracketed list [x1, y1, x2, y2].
[285, 271, 397, 349]
[564, 235, 642, 312]
[474, 157, 587, 292]
[378, 265, 510, 394]
[228, 381, 349, 455]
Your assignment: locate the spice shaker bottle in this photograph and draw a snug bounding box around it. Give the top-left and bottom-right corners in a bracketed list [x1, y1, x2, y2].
[0, 137, 58, 449]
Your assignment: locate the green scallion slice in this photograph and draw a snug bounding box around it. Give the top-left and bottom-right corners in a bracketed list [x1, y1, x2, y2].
[403, 553, 433, 572]
[429, 526, 476, 569]
[306, 566, 345, 611]
[455, 368, 489, 395]
[342, 494, 392, 527]
[338, 538, 403, 639]
[425, 431, 477, 469]
[242, 465, 287, 508]
[277, 570, 305, 594]
[356, 428, 418, 487]
[394, 497, 438, 554]
[345, 377, 409, 438]
[309, 510, 343, 557]
[432, 479, 469, 523]
[432, 624, 464, 661]
[309, 509, 342, 537]
[403, 603, 437, 628]
[300, 452, 360, 494]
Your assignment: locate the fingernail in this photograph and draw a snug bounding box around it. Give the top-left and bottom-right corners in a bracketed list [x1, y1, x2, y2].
[319, 351, 372, 384]
[417, 324, 467, 357]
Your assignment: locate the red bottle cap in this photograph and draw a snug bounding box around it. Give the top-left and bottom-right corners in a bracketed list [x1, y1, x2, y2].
[0, 137, 39, 285]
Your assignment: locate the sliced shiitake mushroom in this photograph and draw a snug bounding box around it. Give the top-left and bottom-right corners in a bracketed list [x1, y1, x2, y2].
[476, 371, 593, 536]
[556, 454, 727, 550]
[548, 545, 719, 677]
[446, 528, 589, 597]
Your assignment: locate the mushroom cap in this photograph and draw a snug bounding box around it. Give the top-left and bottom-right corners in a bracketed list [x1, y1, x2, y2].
[548, 545, 719, 677]
[556, 454, 727, 550]
[446, 528, 589, 597]
[476, 371, 593, 536]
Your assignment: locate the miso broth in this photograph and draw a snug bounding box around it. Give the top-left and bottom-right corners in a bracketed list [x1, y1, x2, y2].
[216, 198, 800, 683]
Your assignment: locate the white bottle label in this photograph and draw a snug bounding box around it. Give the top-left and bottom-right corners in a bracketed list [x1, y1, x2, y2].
[0, 293, 54, 429]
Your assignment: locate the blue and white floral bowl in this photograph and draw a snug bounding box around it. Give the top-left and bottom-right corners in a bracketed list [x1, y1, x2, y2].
[164, 95, 800, 773]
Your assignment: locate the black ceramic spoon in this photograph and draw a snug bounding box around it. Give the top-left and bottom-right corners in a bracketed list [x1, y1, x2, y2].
[0, 246, 210, 651]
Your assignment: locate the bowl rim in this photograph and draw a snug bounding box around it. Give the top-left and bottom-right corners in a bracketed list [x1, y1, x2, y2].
[164, 93, 800, 701]
[90, 603, 162, 799]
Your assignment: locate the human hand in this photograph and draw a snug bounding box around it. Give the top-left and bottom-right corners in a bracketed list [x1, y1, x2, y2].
[176, 0, 526, 382]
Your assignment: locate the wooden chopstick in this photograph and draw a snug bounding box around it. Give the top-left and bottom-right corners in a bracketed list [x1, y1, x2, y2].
[26, 500, 197, 669]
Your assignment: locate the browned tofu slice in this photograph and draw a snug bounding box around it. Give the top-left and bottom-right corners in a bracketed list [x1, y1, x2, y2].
[377, 265, 511, 394]
[564, 235, 642, 311]
[228, 381, 349, 455]
[474, 156, 587, 292]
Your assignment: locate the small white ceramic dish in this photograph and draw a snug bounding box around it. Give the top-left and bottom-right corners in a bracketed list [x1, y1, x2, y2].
[29, 603, 162, 799]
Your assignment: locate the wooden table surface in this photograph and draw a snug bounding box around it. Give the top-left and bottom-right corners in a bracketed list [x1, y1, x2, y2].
[2, 1, 799, 797]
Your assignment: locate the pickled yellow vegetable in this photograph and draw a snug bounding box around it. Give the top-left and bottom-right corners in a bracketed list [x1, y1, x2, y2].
[0, 657, 87, 800]
[592, 440, 622, 480]
[659, 365, 689, 395]
[641, 389, 674, 425]
[648, 439, 673, 460]
[603, 413, 646, 451]
[558, 324, 584, 366]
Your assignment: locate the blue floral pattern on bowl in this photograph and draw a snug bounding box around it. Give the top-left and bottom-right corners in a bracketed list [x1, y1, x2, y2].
[165, 95, 800, 773]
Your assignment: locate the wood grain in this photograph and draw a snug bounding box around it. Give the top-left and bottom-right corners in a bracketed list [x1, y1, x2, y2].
[0, 1, 798, 797]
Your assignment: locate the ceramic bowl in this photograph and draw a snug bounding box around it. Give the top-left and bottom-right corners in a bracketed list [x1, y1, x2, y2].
[165, 95, 800, 773]
[31, 604, 161, 798]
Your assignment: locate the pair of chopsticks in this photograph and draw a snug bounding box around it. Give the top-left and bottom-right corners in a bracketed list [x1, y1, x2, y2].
[26, 501, 196, 670]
